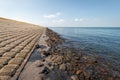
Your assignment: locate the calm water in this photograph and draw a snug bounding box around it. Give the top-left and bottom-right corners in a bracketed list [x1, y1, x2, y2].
[49, 27, 120, 64]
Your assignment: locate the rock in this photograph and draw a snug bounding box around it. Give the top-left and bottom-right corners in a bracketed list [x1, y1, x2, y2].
[108, 77, 114, 80]
[42, 51, 50, 57]
[0, 64, 3, 69]
[73, 54, 76, 56]
[83, 70, 92, 79]
[92, 60, 98, 64]
[83, 56, 88, 60]
[59, 63, 66, 71]
[48, 62, 52, 67]
[40, 66, 50, 74]
[75, 56, 80, 60]
[35, 60, 44, 67]
[66, 63, 71, 70]
[42, 59, 45, 62]
[71, 75, 79, 80]
[76, 70, 82, 75]
[35, 44, 41, 49]
[75, 63, 78, 66]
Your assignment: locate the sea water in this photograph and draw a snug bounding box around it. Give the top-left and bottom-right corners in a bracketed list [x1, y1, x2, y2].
[49, 27, 120, 65]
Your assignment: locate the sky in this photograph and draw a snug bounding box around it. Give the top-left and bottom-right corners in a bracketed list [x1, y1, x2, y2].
[0, 0, 120, 27]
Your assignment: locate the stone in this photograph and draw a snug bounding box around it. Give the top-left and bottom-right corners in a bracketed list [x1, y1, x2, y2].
[42, 51, 50, 57]
[75, 56, 80, 60]
[59, 63, 66, 71]
[48, 62, 52, 67]
[40, 66, 50, 75]
[83, 56, 88, 60]
[71, 75, 79, 80]
[92, 60, 98, 64]
[35, 44, 41, 49]
[35, 61, 44, 67]
[83, 70, 92, 79]
[42, 59, 45, 62]
[76, 70, 82, 75]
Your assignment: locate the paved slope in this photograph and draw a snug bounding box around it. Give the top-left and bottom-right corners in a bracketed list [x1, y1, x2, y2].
[0, 18, 44, 80]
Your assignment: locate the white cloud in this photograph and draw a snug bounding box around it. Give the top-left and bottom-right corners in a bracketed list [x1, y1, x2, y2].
[43, 15, 56, 18]
[74, 18, 79, 22]
[56, 12, 61, 16]
[74, 18, 98, 23]
[79, 18, 84, 22]
[52, 19, 65, 23]
[74, 18, 84, 22]
[58, 19, 64, 22]
[43, 12, 61, 19]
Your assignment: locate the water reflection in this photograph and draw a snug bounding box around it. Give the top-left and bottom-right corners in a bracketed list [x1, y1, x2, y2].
[49, 27, 120, 64]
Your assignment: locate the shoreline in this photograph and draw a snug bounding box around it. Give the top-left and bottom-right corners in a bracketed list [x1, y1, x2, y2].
[18, 28, 120, 80]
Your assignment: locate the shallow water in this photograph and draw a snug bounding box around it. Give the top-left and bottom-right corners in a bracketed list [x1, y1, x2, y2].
[49, 27, 120, 64]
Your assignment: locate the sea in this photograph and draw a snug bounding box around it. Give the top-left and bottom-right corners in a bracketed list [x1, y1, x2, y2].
[49, 27, 120, 65]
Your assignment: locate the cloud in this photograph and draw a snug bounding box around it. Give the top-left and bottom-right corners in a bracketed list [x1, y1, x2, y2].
[43, 12, 61, 19]
[52, 19, 65, 23]
[74, 18, 85, 22]
[43, 15, 56, 18]
[74, 18, 97, 22]
[74, 18, 79, 22]
[56, 12, 61, 16]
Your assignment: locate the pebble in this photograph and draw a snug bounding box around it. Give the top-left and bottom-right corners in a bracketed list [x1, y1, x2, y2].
[35, 44, 41, 49]
[71, 75, 79, 80]
[40, 66, 50, 74]
[75, 56, 80, 60]
[59, 63, 66, 71]
[92, 60, 98, 64]
[83, 56, 88, 60]
[76, 70, 82, 75]
[42, 51, 50, 57]
[35, 60, 44, 67]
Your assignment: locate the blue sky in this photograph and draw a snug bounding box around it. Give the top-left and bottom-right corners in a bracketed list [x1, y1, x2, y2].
[0, 0, 120, 27]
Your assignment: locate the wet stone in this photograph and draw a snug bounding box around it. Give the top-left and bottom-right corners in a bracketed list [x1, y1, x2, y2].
[74, 56, 80, 60]
[71, 75, 79, 80]
[42, 51, 50, 57]
[59, 63, 66, 71]
[92, 60, 98, 64]
[42, 59, 45, 62]
[35, 61, 44, 67]
[83, 70, 92, 79]
[35, 44, 41, 49]
[40, 66, 50, 75]
[76, 70, 82, 75]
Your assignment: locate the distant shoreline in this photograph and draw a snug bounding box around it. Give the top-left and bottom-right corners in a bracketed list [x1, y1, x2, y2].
[49, 27, 120, 29]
